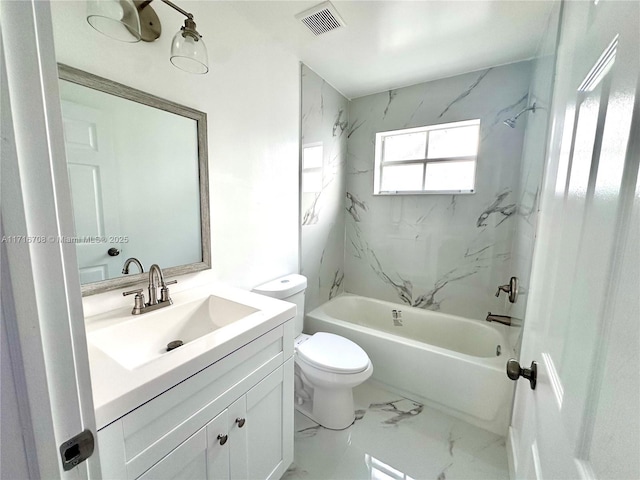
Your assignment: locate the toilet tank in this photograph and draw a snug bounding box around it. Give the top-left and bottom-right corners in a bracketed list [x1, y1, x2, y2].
[252, 274, 307, 336]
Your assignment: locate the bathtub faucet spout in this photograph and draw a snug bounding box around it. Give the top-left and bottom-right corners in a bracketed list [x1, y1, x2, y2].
[486, 312, 513, 326]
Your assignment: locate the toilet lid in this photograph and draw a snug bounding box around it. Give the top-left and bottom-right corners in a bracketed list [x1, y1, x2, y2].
[296, 332, 370, 374]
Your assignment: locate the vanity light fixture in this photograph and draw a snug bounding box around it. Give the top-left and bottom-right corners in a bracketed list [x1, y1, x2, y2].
[86, 0, 209, 74]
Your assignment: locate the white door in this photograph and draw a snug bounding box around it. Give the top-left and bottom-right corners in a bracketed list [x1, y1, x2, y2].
[510, 1, 639, 479]
[61, 100, 124, 283]
[1, 1, 99, 478]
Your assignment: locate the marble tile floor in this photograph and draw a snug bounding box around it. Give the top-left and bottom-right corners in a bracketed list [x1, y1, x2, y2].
[282, 381, 509, 480]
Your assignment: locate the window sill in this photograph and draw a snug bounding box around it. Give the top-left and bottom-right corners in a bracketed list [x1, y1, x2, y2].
[373, 189, 475, 196]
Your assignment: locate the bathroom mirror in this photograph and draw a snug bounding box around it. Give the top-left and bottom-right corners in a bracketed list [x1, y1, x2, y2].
[58, 64, 210, 295]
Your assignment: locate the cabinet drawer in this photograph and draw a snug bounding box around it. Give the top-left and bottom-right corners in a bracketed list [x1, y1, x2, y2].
[123, 325, 284, 479]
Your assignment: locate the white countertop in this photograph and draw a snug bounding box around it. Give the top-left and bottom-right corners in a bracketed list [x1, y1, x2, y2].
[85, 283, 295, 430]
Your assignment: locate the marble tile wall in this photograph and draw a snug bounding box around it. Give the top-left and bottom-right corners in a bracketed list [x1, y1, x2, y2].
[345, 62, 532, 321]
[300, 65, 348, 312]
[506, 3, 562, 354]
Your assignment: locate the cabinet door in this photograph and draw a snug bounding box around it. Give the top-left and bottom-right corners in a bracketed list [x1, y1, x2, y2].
[245, 360, 294, 480]
[206, 409, 230, 480]
[228, 396, 248, 480]
[137, 428, 207, 480]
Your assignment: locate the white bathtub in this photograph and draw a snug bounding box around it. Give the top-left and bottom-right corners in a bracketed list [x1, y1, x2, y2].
[305, 294, 515, 435]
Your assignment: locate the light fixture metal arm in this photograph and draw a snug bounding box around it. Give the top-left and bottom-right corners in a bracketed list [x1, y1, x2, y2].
[133, 0, 201, 43]
[137, 0, 191, 18]
[159, 0, 192, 19]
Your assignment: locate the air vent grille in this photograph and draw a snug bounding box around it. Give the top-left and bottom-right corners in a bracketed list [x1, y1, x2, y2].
[296, 1, 346, 36]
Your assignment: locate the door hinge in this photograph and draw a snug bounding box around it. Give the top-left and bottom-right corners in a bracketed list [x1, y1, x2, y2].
[59, 429, 94, 471]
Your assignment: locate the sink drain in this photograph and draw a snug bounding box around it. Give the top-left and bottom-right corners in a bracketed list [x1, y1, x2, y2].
[167, 340, 184, 352]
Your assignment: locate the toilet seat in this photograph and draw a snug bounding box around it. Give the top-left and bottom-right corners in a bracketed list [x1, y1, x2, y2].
[296, 332, 370, 374]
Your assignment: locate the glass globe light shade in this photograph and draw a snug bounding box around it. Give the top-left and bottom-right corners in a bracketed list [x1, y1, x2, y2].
[86, 0, 141, 43]
[170, 31, 209, 74]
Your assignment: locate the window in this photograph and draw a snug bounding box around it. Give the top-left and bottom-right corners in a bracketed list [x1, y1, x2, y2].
[302, 142, 323, 193]
[373, 119, 480, 194]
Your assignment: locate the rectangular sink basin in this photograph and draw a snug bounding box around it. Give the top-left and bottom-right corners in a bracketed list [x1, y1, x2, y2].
[88, 295, 259, 370]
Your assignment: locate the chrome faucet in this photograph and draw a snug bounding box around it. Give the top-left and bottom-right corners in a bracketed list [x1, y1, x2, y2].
[148, 264, 177, 306]
[122, 257, 144, 274]
[486, 312, 513, 326]
[148, 264, 164, 305]
[122, 263, 177, 315]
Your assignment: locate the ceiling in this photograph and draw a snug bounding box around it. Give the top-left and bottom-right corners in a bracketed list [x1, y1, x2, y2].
[231, 1, 554, 99]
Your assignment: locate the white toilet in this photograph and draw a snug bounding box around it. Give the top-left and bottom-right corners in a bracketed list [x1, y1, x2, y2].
[253, 274, 373, 430]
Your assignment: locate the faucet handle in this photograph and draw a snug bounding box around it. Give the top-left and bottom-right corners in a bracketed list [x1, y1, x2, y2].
[123, 288, 143, 296]
[495, 285, 508, 297]
[160, 280, 177, 303]
[123, 289, 145, 315]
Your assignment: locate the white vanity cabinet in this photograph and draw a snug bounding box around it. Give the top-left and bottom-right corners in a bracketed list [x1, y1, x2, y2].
[97, 321, 294, 480]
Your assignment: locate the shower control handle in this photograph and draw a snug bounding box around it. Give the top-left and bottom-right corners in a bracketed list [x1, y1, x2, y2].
[496, 276, 519, 303]
[506, 358, 537, 390]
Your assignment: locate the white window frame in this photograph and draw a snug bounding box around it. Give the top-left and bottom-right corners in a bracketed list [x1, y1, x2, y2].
[373, 119, 480, 195]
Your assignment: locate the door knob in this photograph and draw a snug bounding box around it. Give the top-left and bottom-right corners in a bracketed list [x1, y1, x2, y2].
[107, 247, 120, 256]
[217, 434, 228, 446]
[235, 417, 246, 428]
[506, 358, 537, 390]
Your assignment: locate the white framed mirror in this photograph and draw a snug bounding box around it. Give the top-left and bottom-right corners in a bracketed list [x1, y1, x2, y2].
[58, 64, 210, 295]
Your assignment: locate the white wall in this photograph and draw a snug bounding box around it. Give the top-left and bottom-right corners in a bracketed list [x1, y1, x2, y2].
[50, 1, 300, 312]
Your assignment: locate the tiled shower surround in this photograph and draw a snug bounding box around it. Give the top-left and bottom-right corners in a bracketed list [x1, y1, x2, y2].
[300, 66, 348, 312]
[301, 61, 533, 321]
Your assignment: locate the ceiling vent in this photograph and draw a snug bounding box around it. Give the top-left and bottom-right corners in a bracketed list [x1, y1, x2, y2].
[295, 1, 346, 36]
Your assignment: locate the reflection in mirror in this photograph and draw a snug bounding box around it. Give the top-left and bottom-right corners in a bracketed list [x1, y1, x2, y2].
[58, 64, 210, 295]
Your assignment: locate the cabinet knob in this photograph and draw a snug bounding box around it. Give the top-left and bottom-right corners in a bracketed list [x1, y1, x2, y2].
[235, 417, 246, 428]
[217, 434, 228, 446]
